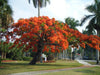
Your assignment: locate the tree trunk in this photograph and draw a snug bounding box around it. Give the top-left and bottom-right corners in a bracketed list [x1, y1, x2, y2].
[40, 51, 43, 63]
[1, 52, 4, 59]
[71, 51, 72, 60]
[82, 49, 84, 60]
[63, 50, 64, 59]
[4, 52, 6, 59]
[96, 30, 100, 64]
[38, 0, 40, 17]
[96, 50, 99, 64]
[29, 51, 41, 65]
[29, 41, 43, 65]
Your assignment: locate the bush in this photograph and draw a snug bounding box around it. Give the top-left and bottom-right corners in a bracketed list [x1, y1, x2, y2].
[23, 57, 32, 61]
[47, 54, 54, 60]
[2, 58, 12, 60]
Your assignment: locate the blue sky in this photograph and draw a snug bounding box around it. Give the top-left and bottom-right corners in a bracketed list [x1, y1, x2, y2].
[8, 0, 94, 32]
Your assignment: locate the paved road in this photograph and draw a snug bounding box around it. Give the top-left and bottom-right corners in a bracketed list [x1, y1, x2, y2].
[76, 59, 92, 66]
[84, 60, 100, 62]
[76, 59, 100, 66]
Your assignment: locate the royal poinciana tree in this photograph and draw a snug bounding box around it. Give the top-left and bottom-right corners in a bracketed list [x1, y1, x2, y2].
[5, 16, 100, 65]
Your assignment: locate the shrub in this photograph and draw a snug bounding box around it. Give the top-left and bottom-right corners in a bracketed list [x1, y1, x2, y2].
[47, 54, 54, 60]
[23, 57, 32, 61]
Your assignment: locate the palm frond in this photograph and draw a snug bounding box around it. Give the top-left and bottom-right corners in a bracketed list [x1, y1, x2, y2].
[86, 17, 95, 30]
[45, 0, 50, 7]
[33, 0, 38, 8]
[81, 15, 94, 26]
[40, 0, 43, 8]
[40, 0, 50, 7]
[6, 5, 13, 15]
[28, 0, 31, 4]
[86, 5, 96, 13]
[95, 0, 98, 5]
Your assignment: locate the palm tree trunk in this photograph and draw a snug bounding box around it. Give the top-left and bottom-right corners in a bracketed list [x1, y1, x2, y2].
[38, 0, 40, 17]
[96, 30, 100, 64]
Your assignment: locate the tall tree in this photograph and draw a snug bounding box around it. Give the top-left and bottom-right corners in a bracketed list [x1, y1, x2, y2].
[81, 0, 100, 64]
[28, 0, 50, 63]
[0, 41, 13, 59]
[65, 17, 80, 30]
[0, 0, 13, 29]
[0, 0, 13, 42]
[0, 0, 13, 59]
[28, 0, 50, 16]
[6, 16, 100, 65]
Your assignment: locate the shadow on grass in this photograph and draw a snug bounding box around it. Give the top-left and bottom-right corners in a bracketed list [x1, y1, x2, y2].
[1, 63, 29, 65]
[1, 62, 68, 67]
[1, 61, 81, 69]
[35, 64, 68, 66]
[75, 70, 95, 74]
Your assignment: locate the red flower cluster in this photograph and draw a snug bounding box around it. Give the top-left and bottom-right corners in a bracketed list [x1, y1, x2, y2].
[4, 16, 100, 53]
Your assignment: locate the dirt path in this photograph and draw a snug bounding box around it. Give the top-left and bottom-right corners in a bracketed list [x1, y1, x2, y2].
[9, 66, 93, 75]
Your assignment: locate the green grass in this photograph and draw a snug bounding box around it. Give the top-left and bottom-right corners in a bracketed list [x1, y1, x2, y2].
[88, 62, 100, 65]
[41, 66, 100, 75]
[0, 60, 82, 75]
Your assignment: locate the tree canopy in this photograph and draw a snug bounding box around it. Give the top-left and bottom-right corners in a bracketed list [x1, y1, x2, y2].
[65, 17, 80, 30]
[4, 16, 100, 64]
[5, 16, 100, 51]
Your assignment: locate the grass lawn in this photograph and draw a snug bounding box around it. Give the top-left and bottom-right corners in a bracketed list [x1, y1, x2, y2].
[41, 66, 100, 75]
[0, 60, 82, 75]
[88, 62, 100, 65]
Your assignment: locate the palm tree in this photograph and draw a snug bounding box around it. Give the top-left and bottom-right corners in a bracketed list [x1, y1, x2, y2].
[81, 0, 100, 64]
[0, 0, 13, 29]
[0, 0, 13, 58]
[65, 17, 80, 30]
[28, 0, 50, 17]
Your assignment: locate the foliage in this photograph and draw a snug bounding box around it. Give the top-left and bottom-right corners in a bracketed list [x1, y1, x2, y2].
[28, 0, 50, 16]
[0, 0, 13, 59]
[84, 44, 96, 60]
[81, 0, 100, 32]
[65, 17, 80, 30]
[82, 29, 96, 35]
[28, 0, 50, 8]
[0, 41, 25, 60]
[4, 16, 100, 64]
[5, 16, 100, 53]
[0, 41, 13, 53]
[47, 54, 54, 60]
[10, 45, 25, 60]
[81, 0, 100, 64]
[0, 41, 14, 59]
[0, 0, 13, 29]
[23, 57, 33, 61]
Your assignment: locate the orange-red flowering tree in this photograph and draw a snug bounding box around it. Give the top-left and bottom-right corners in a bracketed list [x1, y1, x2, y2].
[5, 16, 100, 65]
